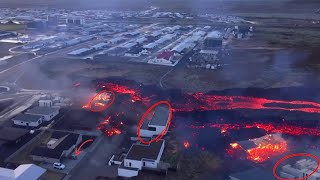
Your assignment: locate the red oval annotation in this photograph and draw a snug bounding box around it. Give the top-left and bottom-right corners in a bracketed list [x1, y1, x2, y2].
[137, 101, 173, 144]
[88, 90, 116, 112]
[273, 153, 320, 180]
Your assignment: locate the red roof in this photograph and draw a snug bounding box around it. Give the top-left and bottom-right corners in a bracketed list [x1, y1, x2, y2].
[156, 51, 174, 60]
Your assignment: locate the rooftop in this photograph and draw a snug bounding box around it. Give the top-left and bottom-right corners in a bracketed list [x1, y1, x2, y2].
[149, 105, 170, 126]
[26, 107, 59, 116]
[156, 51, 174, 60]
[126, 140, 164, 161]
[0, 164, 46, 180]
[68, 48, 91, 55]
[31, 133, 79, 159]
[206, 30, 222, 39]
[0, 127, 29, 142]
[12, 114, 43, 123]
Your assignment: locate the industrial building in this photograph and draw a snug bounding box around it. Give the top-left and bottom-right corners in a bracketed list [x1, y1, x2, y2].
[92, 43, 108, 50]
[107, 37, 126, 45]
[118, 140, 166, 178]
[68, 48, 94, 56]
[12, 114, 43, 127]
[66, 16, 85, 25]
[204, 30, 223, 48]
[39, 99, 52, 107]
[25, 107, 59, 121]
[135, 37, 148, 44]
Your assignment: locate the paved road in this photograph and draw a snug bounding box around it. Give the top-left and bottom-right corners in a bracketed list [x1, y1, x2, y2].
[68, 134, 125, 180]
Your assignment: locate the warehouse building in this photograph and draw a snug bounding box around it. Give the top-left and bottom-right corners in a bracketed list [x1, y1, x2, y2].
[12, 114, 43, 128]
[107, 37, 126, 45]
[68, 48, 94, 56]
[92, 43, 108, 50]
[25, 107, 59, 122]
[204, 30, 223, 48]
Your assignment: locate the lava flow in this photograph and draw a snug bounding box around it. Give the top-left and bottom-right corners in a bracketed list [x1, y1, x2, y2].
[97, 116, 123, 137]
[206, 122, 320, 137]
[97, 82, 151, 105]
[174, 92, 320, 114]
[188, 122, 320, 137]
[92, 83, 320, 114]
[229, 134, 287, 163]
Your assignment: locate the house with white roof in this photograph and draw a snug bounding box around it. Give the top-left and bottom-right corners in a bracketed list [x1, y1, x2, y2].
[25, 107, 59, 121]
[12, 114, 43, 127]
[118, 140, 165, 178]
[140, 105, 170, 138]
[0, 164, 46, 180]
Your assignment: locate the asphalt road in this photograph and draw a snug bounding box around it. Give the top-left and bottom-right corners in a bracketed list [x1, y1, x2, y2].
[68, 134, 125, 180]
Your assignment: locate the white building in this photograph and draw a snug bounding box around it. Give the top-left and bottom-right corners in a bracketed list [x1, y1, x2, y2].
[25, 107, 59, 121]
[0, 164, 46, 180]
[67, 48, 92, 56]
[118, 140, 165, 178]
[135, 37, 148, 44]
[107, 37, 125, 45]
[280, 159, 320, 180]
[140, 105, 170, 138]
[39, 100, 52, 107]
[92, 43, 108, 50]
[12, 114, 43, 127]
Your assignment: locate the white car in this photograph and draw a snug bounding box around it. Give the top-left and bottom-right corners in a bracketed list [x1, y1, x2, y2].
[53, 162, 65, 170]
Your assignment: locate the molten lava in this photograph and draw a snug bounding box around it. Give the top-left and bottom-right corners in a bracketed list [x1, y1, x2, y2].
[173, 93, 320, 114]
[82, 91, 114, 111]
[105, 127, 122, 137]
[98, 83, 151, 105]
[189, 122, 320, 137]
[246, 141, 287, 163]
[97, 116, 123, 137]
[229, 134, 287, 163]
[184, 140, 191, 149]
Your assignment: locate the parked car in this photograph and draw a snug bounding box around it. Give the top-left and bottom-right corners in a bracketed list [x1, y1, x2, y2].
[53, 162, 65, 170]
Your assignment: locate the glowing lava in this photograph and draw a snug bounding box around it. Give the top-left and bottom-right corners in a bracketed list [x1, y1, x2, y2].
[97, 116, 122, 137]
[105, 127, 122, 137]
[98, 83, 151, 105]
[229, 134, 287, 163]
[184, 140, 191, 149]
[188, 122, 320, 137]
[82, 91, 115, 112]
[246, 141, 287, 163]
[174, 93, 320, 114]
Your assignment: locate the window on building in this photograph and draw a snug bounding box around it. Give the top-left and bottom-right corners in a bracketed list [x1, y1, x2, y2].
[148, 127, 156, 131]
[143, 162, 146, 166]
[129, 162, 132, 167]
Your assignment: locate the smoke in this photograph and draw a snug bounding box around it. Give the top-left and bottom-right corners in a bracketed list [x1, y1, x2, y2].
[17, 61, 73, 90]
